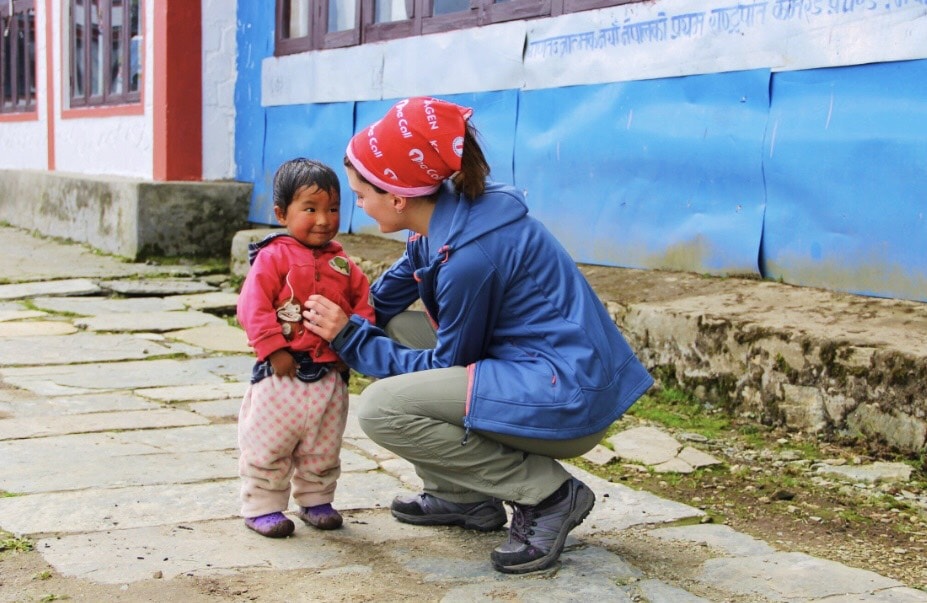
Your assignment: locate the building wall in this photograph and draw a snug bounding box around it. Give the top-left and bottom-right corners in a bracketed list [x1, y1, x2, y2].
[235, 0, 927, 302]
[0, 4, 48, 170]
[202, 0, 238, 180]
[0, 0, 237, 181]
[50, 0, 154, 178]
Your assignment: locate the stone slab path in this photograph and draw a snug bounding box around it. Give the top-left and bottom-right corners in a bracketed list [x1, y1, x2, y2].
[1, 225, 924, 602]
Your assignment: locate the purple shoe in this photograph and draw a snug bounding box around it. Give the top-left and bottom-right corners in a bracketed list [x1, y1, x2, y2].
[297, 503, 343, 530]
[244, 512, 295, 538]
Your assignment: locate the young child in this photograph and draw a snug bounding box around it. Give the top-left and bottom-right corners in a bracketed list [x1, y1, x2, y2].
[236, 158, 375, 538]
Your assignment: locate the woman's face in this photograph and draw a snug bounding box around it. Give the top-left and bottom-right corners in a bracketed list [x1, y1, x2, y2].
[346, 168, 404, 234]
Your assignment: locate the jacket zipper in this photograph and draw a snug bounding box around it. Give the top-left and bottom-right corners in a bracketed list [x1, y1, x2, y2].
[461, 417, 471, 446]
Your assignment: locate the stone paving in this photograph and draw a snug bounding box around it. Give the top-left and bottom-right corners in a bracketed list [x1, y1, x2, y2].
[1, 225, 925, 602]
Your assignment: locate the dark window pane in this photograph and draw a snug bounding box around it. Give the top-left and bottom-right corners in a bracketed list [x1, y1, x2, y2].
[111, 4, 124, 94]
[2, 16, 11, 105]
[68, 0, 142, 106]
[329, 0, 356, 32]
[288, 0, 311, 37]
[74, 7, 85, 98]
[129, 0, 140, 92]
[90, 0, 103, 97]
[16, 12, 26, 104]
[27, 9, 36, 101]
[375, 0, 410, 22]
[433, 0, 470, 15]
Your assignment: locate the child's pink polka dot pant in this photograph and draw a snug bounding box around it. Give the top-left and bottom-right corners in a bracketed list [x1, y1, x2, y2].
[237, 370, 348, 518]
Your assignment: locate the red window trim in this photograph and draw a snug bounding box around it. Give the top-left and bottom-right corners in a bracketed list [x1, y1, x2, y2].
[0, 110, 38, 122]
[61, 103, 144, 119]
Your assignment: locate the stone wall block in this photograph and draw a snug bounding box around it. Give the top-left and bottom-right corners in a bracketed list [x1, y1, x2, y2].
[615, 300, 926, 454]
[846, 404, 927, 452]
[0, 170, 252, 260]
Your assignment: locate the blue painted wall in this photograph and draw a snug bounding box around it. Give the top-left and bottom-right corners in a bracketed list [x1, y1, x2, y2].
[235, 10, 927, 302]
[761, 60, 927, 301]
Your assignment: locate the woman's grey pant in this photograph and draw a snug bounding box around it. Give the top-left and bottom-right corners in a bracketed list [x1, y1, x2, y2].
[354, 311, 607, 505]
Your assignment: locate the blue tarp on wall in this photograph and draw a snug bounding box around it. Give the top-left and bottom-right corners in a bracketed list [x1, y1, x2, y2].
[762, 59, 927, 302]
[235, 2, 272, 224]
[514, 71, 770, 275]
[255, 103, 356, 225]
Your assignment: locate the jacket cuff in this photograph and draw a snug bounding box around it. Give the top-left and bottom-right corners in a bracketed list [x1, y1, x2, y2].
[331, 315, 363, 351]
[253, 334, 289, 362]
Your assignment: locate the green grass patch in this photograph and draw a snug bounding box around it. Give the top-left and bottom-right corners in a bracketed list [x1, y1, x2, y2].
[625, 387, 730, 438]
[0, 534, 34, 553]
[348, 371, 375, 396]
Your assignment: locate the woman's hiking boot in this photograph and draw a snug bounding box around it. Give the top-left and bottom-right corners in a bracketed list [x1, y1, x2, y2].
[490, 477, 595, 574]
[391, 493, 507, 531]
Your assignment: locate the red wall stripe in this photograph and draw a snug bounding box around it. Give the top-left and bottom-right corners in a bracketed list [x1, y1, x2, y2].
[153, 1, 202, 181]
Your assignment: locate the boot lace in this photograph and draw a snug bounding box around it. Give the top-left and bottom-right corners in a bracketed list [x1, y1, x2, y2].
[506, 502, 537, 545]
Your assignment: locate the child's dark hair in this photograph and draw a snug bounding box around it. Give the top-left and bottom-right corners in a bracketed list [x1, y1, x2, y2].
[273, 158, 341, 211]
[344, 122, 490, 200]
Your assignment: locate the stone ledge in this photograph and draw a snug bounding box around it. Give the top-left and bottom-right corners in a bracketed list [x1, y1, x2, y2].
[614, 295, 927, 454]
[0, 170, 252, 259]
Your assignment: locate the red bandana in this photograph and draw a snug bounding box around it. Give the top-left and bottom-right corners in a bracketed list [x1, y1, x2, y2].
[346, 97, 473, 197]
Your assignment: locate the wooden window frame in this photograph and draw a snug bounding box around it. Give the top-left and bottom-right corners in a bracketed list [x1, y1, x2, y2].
[276, 0, 628, 54]
[0, 0, 36, 114]
[69, 0, 142, 108]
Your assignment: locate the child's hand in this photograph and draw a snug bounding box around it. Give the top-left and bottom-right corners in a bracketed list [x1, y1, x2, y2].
[269, 349, 297, 379]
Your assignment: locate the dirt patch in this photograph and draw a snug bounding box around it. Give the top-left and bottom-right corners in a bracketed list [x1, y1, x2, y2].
[0, 519, 470, 603]
[577, 416, 927, 591]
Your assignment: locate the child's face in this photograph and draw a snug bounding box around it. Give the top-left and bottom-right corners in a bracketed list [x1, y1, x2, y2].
[274, 184, 340, 247]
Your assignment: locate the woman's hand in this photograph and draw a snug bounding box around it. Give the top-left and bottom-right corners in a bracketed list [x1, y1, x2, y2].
[303, 294, 350, 342]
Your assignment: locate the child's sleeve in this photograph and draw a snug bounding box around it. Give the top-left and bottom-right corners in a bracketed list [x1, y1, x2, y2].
[237, 251, 290, 361]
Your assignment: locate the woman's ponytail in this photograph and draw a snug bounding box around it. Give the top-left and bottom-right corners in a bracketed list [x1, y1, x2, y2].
[451, 123, 490, 200]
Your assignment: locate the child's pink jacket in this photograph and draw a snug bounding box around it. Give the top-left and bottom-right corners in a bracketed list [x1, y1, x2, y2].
[237, 235, 374, 362]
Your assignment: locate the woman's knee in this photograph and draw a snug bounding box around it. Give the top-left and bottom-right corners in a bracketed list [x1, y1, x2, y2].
[355, 378, 390, 423]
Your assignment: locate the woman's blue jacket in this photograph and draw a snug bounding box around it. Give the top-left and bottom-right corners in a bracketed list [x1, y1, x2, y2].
[331, 181, 653, 440]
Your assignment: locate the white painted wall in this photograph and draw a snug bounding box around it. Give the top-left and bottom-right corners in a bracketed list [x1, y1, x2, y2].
[53, 0, 154, 178]
[202, 0, 238, 180]
[0, 0, 238, 180]
[0, 4, 48, 170]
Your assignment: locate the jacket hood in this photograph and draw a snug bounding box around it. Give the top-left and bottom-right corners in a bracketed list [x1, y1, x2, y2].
[247, 233, 344, 265]
[429, 181, 528, 254]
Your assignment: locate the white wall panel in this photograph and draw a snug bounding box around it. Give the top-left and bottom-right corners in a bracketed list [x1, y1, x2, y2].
[53, 0, 154, 178]
[202, 0, 237, 180]
[261, 21, 526, 105]
[0, 1, 47, 170]
[524, 0, 927, 88]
